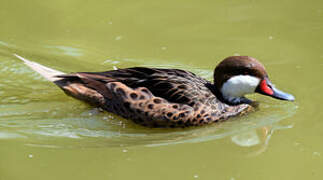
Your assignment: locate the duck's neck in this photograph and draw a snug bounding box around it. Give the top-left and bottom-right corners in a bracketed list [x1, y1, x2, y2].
[207, 82, 252, 105]
[220, 75, 260, 104]
[205, 83, 227, 103]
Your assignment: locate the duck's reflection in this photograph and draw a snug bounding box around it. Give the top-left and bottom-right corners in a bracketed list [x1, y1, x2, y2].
[231, 124, 293, 155]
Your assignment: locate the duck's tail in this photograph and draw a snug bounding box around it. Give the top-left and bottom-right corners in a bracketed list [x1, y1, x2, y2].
[13, 54, 64, 82]
[14, 54, 107, 106]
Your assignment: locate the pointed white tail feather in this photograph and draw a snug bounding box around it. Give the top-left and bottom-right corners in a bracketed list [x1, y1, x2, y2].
[14, 54, 64, 82]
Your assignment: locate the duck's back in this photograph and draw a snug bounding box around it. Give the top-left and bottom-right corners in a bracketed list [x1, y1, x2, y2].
[55, 67, 252, 127]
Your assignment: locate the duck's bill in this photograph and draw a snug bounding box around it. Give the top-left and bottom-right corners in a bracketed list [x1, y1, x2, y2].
[256, 78, 295, 101]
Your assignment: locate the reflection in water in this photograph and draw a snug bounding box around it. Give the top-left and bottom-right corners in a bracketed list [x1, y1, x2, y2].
[102, 59, 120, 65]
[231, 124, 293, 155]
[45, 45, 83, 57]
[0, 96, 297, 149]
[0, 131, 26, 139]
[0, 41, 9, 47]
[232, 130, 261, 147]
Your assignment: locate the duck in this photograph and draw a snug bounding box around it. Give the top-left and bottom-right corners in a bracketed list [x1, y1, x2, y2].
[14, 54, 294, 128]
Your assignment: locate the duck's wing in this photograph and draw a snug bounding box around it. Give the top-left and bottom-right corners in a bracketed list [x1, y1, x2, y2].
[57, 67, 211, 106]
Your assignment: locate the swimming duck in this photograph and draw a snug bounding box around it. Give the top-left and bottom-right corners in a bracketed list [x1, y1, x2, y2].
[14, 54, 294, 128]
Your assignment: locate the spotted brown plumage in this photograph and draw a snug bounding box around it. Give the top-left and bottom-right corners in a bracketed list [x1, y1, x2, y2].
[14, 54, 295, 128]
[55, 67, 252, 127]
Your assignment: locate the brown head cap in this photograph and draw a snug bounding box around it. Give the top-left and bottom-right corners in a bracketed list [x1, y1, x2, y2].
[213, 56, 268, 89]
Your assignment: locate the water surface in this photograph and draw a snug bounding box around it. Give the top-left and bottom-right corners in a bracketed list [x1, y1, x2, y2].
[1, 0, 323, 179]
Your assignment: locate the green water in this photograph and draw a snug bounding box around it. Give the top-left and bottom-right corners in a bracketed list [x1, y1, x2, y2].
[1, 0, 323, 179]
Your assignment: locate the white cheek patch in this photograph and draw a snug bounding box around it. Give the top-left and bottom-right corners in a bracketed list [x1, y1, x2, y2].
[221, 75, 260, 100]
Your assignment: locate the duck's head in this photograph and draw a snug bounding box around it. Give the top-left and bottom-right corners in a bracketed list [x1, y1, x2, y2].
[213, 56, 295, 105]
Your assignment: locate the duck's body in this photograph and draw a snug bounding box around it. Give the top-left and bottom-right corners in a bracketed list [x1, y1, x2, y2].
[56, 68, 252, 127]
[15, 55, 294, 128]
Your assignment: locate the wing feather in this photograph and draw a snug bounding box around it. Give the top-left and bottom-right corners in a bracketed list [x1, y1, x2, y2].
[57, 67, 211, 106]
